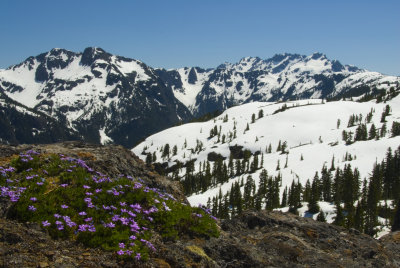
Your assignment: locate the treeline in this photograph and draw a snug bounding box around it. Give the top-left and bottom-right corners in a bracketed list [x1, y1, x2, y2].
[179, 152, 263, 195]
[208, 146, 400, 237]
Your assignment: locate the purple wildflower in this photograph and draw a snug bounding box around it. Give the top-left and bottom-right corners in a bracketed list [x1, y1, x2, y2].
[117, 250, 124, 256]
[28, 205, 36, 211]
[119, 242, 125, 249]
[61, 204, 68, 209]
[30, 197, 37, 202]
[78, 224, 88, 232]
[78, 211, 87, 216]
[42, 220, 51, 227]
[135, 253, 141, 260]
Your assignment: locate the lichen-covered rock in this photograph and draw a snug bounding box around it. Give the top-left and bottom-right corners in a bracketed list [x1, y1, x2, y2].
[0, 141, 187, 203]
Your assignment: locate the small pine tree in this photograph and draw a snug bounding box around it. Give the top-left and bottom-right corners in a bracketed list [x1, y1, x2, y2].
[308, 176, 320, 214]
[258, 109, 264, 119]
[330, 155, 335, 171]
[317, 210, 326, 222]
[277, 140, 282, 152]
[381, 122, 387, 137]
[145, 153, 152, 165]
[251, 113, 256, 123]
[368, 124, 377, 140]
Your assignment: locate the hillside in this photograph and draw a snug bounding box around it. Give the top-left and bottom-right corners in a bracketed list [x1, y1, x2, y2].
[1, 142, 400, 267]
[133, 87, 400, 236]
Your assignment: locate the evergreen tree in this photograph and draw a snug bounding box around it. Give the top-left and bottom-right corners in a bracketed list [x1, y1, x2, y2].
[277, 140, 282, 152]
[245, 123, 250, 132]
[321, 165, 332, 202]
[381, 122, 387, 137]
[172, 145, 178, 156]
[145, 153, 152, 165]
[303, 179, 311, 203]
[368, 123, 377, 140]
[281, 186, 288, 207]
[308, 173, 320, 214]
[162, 143, 170, 159]
[258, 109, 264, 119]
[365, 163, 382, 236]
[334, 203, 345, 227]
[391, 121, 400, 137]
[251, 113, 256, 123]
[317, 210, 326, 222]
[354, 201, 365, 232]
[260, 153, 264, 167]
[330, 155, 335, 171]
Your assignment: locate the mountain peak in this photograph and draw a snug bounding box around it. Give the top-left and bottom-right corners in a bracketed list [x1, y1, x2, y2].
[80, 47, 111, 66]
[310, 52, 327, 60]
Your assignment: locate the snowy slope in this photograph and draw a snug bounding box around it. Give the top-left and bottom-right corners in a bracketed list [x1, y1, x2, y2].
[133, 92, 400, 208]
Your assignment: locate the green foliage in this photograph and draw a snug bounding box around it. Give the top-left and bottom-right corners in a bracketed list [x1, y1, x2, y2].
[1, 151, 219, 261]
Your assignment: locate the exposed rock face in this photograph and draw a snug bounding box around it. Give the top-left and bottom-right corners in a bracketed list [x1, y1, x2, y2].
[0, 143, 400, 267]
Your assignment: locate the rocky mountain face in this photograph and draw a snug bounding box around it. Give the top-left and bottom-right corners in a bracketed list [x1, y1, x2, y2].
[0, 48, 398, 146]
[162, 53, 399, 116]
[0, 142, 400, 267]
[0, 48, 192, 147]
[0, 91, 79, 144]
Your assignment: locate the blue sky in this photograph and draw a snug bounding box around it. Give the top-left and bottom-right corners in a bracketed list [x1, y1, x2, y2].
[1, 0, 399, 75]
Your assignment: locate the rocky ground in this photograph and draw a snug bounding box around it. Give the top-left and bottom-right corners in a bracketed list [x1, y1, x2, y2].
[0, 142, 400, 267]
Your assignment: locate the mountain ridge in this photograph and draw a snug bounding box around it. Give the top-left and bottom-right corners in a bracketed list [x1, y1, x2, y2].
[0, 47, 398, 146]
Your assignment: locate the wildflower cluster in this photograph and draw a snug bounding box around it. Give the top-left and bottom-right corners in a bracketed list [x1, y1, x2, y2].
[0, 151, 219, 261]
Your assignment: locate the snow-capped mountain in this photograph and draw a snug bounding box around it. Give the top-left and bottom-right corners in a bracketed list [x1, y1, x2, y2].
[161, 52, 399, 116]
[0, 47, 398, 146]
[0, 47, 192, 147]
